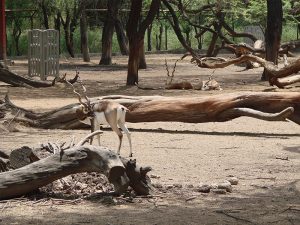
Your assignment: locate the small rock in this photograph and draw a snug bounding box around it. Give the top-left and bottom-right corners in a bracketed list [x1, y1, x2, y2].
[166, 185, 174, 189]
[227, 177, 239, 185]
[211, 188, 227, 194]
[173, 183, 183, 188]
[218, 182, 232, 193]
[186, 184, 194, 188]
[211, 183, 218, 189]
[152, 183, 163, 188]
[196, 184, 211, 193]
[75, 182, 88, 190]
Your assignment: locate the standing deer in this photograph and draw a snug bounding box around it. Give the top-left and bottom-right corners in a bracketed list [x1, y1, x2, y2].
[67, 80, 133, 157]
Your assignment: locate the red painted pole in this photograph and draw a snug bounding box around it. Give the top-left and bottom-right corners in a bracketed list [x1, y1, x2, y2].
[0, 0, 6, 60]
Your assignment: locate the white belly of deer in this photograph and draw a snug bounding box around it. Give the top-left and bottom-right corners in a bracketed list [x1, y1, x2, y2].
[80, 112, 108, 125]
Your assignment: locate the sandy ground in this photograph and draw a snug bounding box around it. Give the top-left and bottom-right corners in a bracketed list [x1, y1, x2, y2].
[0, 54, 299, 225]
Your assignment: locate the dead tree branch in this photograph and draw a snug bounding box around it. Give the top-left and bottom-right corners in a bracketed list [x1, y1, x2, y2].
[0, 68, 78, 88]
[191, 54, 300, 88]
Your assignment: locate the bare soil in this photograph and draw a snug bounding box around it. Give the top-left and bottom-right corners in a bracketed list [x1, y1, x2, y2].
[0, 54, 299, 225]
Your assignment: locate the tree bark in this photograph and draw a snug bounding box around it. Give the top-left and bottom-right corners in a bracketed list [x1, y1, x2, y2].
[115, 19, 129, 55]
[100, 18, 114, 65]
[127, 37, 143, 84]
[100, 0, 125, 64]
[126, 0, 161, 85]
[40, 1, 50, 29]
[262, 0, 283, 81]
[139, 39, 147, 69]
[80, 9, 90, 62]
[12, 27, 21, 56]
[147, 24, 153, 51]
[156, 24, 163, 50]
[1, 93, 300, 129]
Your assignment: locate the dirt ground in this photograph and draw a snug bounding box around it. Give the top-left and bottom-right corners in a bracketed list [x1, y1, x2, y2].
[0, 54, 300, 225]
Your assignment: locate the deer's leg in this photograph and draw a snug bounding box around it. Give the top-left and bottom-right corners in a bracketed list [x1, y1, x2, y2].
[108, 121, 123, 155]
[89, 118, 95, 145]
[118, 123, 132, 157]
[96, 123, 101, 146]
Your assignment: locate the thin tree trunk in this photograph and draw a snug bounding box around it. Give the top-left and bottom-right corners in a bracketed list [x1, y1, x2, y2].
[115, 19, 129, 55]
[41, 2, 49, 29]
[262, 0, 283, 81]
[54, 12, 61, 54]
[165, 25, 168, 50]
[156, 24, 163, 50]
[147, 24, 152, 51]
[139, 39, 147, 69]
[80, 10, 90, 62]
[206, 23, 221, 57]
[185, 31, 191, 46]
[12, 27, 21, 56]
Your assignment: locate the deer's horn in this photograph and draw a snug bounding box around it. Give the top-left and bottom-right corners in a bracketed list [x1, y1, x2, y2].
[66, 79, 89, 109]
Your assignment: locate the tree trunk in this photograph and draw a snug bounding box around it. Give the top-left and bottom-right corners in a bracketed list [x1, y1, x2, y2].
[99, 15, 114, 65]
[262, 0, 283, 81]
[126, 0, 161, 85]
[80, 10, 90, 62]
[185, 31, 191, 46]
[115, 19, 129, 55]
[206, 23, 222, 57]
[41, 2, 50, 29]
[100, 0, 122, 65]
[139, 39, 147, 69]
[147, 24, 152, 51]
[0, 144, 153, 200]
[54, 12, 61, 54]
[12, 27, 21, 56]
[156, 24, 163, 50]
[63, 24, 75, 58]
[165, 25, 168, 50]
[1, 92, 300, 130]
[127, 37, 142, 85]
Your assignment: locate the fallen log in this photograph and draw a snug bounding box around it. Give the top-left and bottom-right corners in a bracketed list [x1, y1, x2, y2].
[0, 142, 152, 200]
[0, 145, 128, 200]
[0, 68, 78, 88]
[191, 55, 300, 88]
[0, 92, 300, 129]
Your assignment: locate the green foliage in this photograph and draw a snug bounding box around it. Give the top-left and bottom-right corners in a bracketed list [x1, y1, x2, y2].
[5, 0, 300, 57]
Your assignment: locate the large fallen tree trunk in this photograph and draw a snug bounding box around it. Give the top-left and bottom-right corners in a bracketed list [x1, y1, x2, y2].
[0, 93, 300, 129]
[0, 141, 152, 200]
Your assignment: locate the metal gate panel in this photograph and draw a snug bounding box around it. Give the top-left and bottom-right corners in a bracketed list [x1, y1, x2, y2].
[28, 29, 59, 80]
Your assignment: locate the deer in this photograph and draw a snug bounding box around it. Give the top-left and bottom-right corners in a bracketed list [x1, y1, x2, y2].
[165, 58, 194, 90]
[201, 77, 222, 91]
[67, 79, 133, 157]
